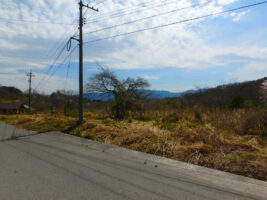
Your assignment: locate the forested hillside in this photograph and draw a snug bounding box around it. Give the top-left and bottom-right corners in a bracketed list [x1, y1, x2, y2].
[0, 86, 25, 102]
[179, 77, 267, 110]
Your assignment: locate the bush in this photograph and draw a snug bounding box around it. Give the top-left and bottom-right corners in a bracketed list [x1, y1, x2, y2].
[193, 110, 202, 122]
[135, 114, 154, 122]
[240, 111, 267, 136]
[227, 95, 245, 109]
[160, 122, 177, 130]
[162, 112, 179, 123]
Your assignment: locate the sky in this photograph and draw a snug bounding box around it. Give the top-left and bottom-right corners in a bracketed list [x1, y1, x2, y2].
[0, 0, 266, 94]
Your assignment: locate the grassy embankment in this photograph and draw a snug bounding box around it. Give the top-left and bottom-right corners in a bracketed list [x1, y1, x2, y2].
[1, 109, 266, 181]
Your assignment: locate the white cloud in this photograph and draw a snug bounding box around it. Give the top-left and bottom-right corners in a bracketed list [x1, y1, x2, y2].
[142, 75, 160, 80]
[228, 61, 267, 81]
[0, 39, 26, 50]
[218, 0, 237, 5]
[230, 11, 247, 22]
[151, 86, 195, 93]
[0, 0, 266, 93]
[81, 0, 262, 70]
[0, 72, 77, 94]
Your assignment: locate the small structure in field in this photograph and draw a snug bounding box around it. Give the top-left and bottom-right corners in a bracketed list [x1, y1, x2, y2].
[0, 102, 27, 114]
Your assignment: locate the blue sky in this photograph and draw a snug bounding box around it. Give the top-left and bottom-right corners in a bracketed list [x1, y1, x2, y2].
[0, 0, 266, 94]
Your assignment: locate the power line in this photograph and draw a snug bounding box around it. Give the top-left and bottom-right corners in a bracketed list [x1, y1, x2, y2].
[64, 51, 73, 91]
[89, 0, 178, 20]
[34, 41, 69, 90]
[81, 0, 100, 26]
[92, 0, 107, 7]
[34, 21, 79, 92]
[84, 1, 208, 35]
[0, 17, 75, 25]
[6, 17, 79, 90]
[85, 0, 181, 24]
[34, 1, 93, 93]
[86, 0, 99, 5]
[87, 0, 179, 24]
[35, 15, 79, 90]
[1, 4, 79, 74]
[38, 45, 78, 91]
[42, 23, 79, 65]
[0, 73, 26, 75]
[84, 1, 267, 44]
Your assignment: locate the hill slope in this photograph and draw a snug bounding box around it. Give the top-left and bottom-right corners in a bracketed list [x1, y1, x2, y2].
[0, 86, 25, 102]
[181, 77, 267, 108]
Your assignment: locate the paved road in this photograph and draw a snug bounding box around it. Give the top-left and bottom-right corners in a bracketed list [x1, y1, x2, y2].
[0, 122, 266, 200]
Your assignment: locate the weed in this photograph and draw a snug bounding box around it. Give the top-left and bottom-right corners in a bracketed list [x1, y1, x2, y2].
[160, 122, 177, 130]
[240, 153, 258, 160]
[0, 116, 17, 123]
[162, 112, 179, 123]
[84, 133, 94, 140]
[135, 114, 154, 122]
[193, 110, 202, 122]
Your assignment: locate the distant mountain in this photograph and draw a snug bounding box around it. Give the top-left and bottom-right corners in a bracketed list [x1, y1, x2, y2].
[140, 89, 196, 99]
[84, 89, 196, 101]
[84, 93, 114, 101]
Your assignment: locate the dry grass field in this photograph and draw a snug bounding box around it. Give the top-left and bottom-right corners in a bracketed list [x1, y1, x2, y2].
[1, 108, 266, 181]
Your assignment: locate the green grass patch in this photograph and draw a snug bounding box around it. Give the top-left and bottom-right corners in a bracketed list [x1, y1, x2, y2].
[135, 114, 155, 122]
[102, 119, 116, 127]
[91, 115, 109, 120]
[160, 122, 177, 131]
[0, 116, 18, 123]
[84, 133, 94, 140]
[23, 119, 76, 133]
[240, 153, 258, 160]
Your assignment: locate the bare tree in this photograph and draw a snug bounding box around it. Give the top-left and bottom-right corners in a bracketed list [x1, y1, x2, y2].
[86, 67, 149, 119]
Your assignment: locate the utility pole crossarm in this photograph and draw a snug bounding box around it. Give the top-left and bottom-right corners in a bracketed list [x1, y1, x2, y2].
[83, 4, 99, 12]
[81, 1, 99, 12]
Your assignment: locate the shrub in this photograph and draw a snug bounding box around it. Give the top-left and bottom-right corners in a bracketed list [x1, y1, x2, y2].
[227, 95, 245, 109]
[135, 114, 154, 122]
[193, 110, 202, 122]
[160, 122, 177, 130]
[162, 112, 179, 123]
[240, 111, 267, 136]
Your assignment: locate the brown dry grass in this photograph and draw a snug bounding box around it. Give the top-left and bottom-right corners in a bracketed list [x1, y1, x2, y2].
[1, 110, 266, 180]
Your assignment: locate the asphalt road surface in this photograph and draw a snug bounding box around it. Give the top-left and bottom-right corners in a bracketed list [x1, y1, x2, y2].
[0, 122, 266, 200]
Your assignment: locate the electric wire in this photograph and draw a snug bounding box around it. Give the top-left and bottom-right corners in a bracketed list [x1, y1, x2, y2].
[89, 0, 178, 21]
[84, 1, 209, 35]
[35, 0, 95, 92]
[34, 41, 69, 90]
[64, 51, 73, 92]
[85, 0, 181, 24]
[0, 73, 26, 75]
[34, 18, 80, 91]
[38, 45, 78, 91]
[0, 17, 75, 25]
[84, 1, 267, 44]
[92, 0, 107, 7]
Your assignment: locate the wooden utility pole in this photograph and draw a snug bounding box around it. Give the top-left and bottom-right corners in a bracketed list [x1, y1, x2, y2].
[70, 0, 98, 124]
[26, 70, 34, 111]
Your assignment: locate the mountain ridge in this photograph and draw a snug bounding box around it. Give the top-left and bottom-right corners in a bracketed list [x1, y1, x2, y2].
[84, 89, 196, 101]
